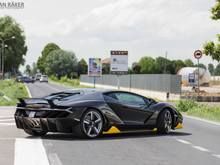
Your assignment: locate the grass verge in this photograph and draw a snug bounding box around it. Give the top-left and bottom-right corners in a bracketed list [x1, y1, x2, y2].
[0, 80, 29, 106]
[176, 99, 220, 122]
[49, 76, 92, 88]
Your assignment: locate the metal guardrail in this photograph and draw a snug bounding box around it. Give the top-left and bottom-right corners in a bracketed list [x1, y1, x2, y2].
[80, 74, 181, 94]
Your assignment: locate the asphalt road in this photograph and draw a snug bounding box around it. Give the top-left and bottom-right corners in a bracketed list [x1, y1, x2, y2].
[0, 82, 220, 165]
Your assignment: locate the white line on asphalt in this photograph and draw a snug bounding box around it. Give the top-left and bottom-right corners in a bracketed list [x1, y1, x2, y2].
[48, 153, 63, 165]
[0, 123, 15, 126]
[175, 138, 220, 160]
[184, 115, 220, 126]
[192, 145, 210, 152]
[14, 138, 50, 165]
[175, 139, 191, 145]
[0, 119, 14, 122]
[212, 154, 220, 159]
[0, 116, 14, 119]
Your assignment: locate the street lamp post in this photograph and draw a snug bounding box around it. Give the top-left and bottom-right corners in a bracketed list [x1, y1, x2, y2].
[0, 36, 15, 79]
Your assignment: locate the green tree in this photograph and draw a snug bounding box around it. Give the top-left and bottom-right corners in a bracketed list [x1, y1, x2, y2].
[194, 63, 207, 69]
[131, 62, 141, 74]
[102, 63, 110, 74]
[208, 63, 215, 75]
[211, 0, 220, 20]
[31, 62, 38, 76]
[25, 64, 31, 75]
[139, 57, 156, 74]
[203, 1, 220, 61]
[172, 60, 186, 73]
[184, 59, 194, 67]
[77, 58, 88, 77]
[214, 63, 220, 75]
[155, 57, 174, 74]
[45, 49, 78, 78]
[37, 43, 60, 73]
[0, 16, 27, 74]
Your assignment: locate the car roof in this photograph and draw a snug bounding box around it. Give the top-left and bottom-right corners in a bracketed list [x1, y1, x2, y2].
[63, 88, 111, 94]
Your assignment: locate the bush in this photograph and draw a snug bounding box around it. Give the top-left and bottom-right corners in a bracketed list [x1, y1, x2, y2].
[50, 75, 58, 81]
[51, 75, 80, 87]
[60, 76, 68, 82]
[188, 105, 220, 122]
[176, 99, 198, 112]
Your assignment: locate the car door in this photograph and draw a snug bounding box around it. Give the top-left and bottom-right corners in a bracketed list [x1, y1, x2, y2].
[104, 92, 153, 125]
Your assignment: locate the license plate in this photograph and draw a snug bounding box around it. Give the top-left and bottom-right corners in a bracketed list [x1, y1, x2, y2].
[29, 111, 36, 117]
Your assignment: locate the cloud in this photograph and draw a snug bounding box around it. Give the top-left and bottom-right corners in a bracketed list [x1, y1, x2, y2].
[2, 0, 219, 67]
[23, 19, 73, 37]
[58, 0, 219, 43]
[19, 0, 219, 43]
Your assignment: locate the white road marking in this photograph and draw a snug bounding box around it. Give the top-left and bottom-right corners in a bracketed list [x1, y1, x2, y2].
[192, 145, 210, 152]
[48, 153, 63, 165]
[175, 138, 220, 160]
[14, 138, 50, 165]
[0, 123, 15, 126]
[0, 116, 14, 119]
[184, 115, 220, 126]
[212, 154, 220, 159]
[0, 119, 14, 122]
[176, 139, 191, 145]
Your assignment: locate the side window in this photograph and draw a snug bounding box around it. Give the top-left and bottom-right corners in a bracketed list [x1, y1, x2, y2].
[114, 93, 146, 106]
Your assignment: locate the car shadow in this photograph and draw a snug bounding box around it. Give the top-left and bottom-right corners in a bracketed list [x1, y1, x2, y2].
[26, 131, 192, 141]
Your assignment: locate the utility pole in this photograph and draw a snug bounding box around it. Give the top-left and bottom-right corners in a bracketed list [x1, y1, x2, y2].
[0, 36, 15, 79]
[164, 51, 168, 74]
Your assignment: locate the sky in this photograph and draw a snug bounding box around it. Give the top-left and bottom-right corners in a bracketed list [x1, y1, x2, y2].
[0, 0, 220, 69]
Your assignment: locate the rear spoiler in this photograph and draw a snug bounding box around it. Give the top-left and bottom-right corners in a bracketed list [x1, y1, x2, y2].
[17, 98, 72, 113]
[18, 98, 56, 108]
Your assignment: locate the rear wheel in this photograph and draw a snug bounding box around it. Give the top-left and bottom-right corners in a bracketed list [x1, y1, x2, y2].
[157, 109, 173, 134]
[74, 109, 103, 138]
[24, 129, 47, 136]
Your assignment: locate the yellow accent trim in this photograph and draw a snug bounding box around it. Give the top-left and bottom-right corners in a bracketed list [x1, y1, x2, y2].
[103, 124, 182, 135]
[175, 123, 183, 129]
[103, 126, 121, 134]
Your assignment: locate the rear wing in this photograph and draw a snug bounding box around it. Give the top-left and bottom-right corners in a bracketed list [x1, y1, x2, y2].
[17, 98, 72, 113]
[18, 98, 56, 108]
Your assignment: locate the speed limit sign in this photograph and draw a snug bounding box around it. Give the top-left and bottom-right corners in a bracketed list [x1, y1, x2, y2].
[194, 50, 203, 59]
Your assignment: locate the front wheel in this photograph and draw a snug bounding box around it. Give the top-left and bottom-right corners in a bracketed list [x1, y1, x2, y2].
[74, 109, 104, 138]
[157, 109, 173, 134]
[24, 129, 47, 136]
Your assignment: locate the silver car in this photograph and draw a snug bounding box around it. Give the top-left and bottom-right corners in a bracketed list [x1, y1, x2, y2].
[40, 75, 48, 83]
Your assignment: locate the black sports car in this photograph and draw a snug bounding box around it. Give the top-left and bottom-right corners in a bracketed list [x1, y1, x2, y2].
[14, 89, 183, 138]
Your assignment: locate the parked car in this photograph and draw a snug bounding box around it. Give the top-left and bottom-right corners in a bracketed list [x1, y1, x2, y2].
[16, 76, 22, 82]
[40, 75, 48, 83]
[19, 76, 34, 83]
[35, 73, 42, 81]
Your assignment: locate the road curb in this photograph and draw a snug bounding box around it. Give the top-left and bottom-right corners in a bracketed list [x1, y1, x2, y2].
[25, 84, 32, 98]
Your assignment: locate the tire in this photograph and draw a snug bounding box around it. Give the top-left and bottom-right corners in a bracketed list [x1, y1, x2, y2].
[157, 109, 173, 134]
[73, 109, 104, 138]
[24, 129, 47, 136]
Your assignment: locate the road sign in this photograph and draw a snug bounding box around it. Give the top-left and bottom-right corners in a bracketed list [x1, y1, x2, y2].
[194, 50, 202, 94]
[88, 58, 102, 77]
[194, 50, 202, 59]
[110, 51, 128, 75]
[188, 73, 195, 84]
